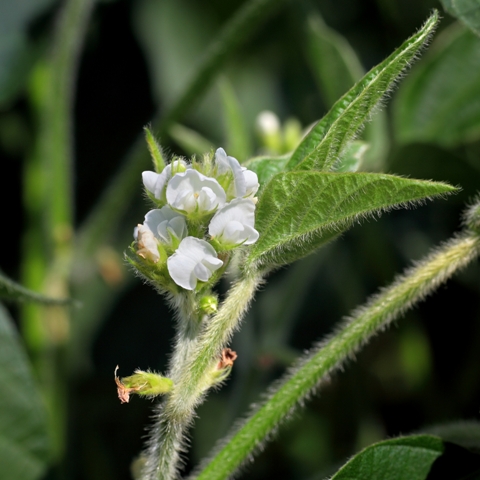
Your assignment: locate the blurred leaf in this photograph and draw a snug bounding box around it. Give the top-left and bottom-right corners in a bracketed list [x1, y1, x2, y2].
[305, 14, 363, 107]
[0, 0, 55, 106]
[219, 77, 252, 160]
[288, 11, 439, 172]
[169, 124, 214, 156]
[333, 140, 368, 172]
[0, 270, 72, 305]
[246, 172, 456, 270]
[441, 0, 480, 36]
[304, 13, 389, 170]
[0, 303, 50, 479]
[394, 24, 480, 147]
[330, 435, 443, 480]
[423, 421, 480, 452]
[243, 153, 290, 191]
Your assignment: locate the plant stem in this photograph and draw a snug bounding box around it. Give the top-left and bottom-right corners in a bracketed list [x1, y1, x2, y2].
[190, 231, 480, 480]
[142, 274, 262, 480]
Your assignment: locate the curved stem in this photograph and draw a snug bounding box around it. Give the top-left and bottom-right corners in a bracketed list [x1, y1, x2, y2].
[190, 231, 480, 480]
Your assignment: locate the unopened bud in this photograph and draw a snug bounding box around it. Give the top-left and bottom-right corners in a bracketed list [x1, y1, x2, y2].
[199, 295, 218, 315]
[115, 366, 173, 404]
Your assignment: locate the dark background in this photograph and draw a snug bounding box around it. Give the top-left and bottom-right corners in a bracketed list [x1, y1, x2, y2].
[2, 0, 480, 479]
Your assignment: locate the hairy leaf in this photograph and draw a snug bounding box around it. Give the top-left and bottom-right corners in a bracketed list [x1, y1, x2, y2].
[287, 10, 438, 172]
[243, 153, 290, 192]
[331, 435, 444, 480]
[0, 303, 50, 479]
[246, 171, 456, 270]
[394, 24, 480, 147]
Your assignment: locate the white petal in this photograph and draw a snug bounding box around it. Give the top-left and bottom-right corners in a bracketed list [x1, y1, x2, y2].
[209, 199, 258, 246]
[167, 169, 226, 213]
[243, 169, 259, 197]
[167, 254, 197, 290]
[142, 171, 160, 194]
[167, 237, 223, 290]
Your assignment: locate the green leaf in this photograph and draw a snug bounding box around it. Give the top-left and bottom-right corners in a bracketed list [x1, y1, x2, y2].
[441, 0, 480, 36]
[246, 171, 456, 270]
[219, 77, 252, 161]
[0, 270, 72, 305]
[333, 140, 368, 172]
[287, 10, 439, 172]
[394, 24, 480, 147]
[243, 153, 290, 191]
[331, 435, 444, 480]
[0, 303, 50, 479]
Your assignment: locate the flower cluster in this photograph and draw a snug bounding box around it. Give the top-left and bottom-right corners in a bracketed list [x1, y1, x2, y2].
[132, 148, 259, 291]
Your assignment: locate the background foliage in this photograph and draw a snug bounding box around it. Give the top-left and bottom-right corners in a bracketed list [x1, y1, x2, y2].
[2, 0, 480, 479]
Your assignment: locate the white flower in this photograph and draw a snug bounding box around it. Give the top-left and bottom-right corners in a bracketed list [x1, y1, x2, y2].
[166, 169, 226, 215]
[215, 148, 259, 199]
[167, 237, 223, 290]
[242, 167, 259, 198]
[209, 198, 259, 247]
[144, 206, 187, 246]
[134, 225, 161, 262]
[142, 160, 189, 199]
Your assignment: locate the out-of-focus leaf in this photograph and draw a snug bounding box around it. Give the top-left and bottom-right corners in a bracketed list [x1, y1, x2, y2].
[243, 153, 290, 191]
[0, 303, 50, 479]
[330, 435, 444, 480]
[304, 13, 389, 171]
[423, 421, 480, 452]
[394, 24, 480, 147]
[0, 270, 72, 305]
[219, 77, 252, 161]
[441, 0, 480, 36]
[305, 15, 363, 107]
[245, 171, 456, 270]
[288, 11, 438, 172]
[169, 124, 214, 157]
[0, 0, 55, 105]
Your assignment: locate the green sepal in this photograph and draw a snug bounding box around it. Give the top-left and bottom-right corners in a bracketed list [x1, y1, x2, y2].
[144, 126, 166, 173]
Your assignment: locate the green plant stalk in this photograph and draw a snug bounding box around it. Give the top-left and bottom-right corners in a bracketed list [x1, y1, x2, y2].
[76, 0, 287, 257]
[142, 274, 262, 480]
[22, 0, 94, 462]
[191, 231, 480, 480]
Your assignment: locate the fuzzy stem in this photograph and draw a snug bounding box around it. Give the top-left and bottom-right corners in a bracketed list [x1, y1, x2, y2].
[190, 231, 480, 480]
[142, 274, 261, 480]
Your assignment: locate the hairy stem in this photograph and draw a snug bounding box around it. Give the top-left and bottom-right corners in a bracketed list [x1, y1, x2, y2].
[142, 274, 262, 480]
[191, 231, 480, 480]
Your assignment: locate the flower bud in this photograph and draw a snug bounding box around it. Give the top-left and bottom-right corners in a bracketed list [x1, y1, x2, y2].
[115, 366, 173, 403]
[199, 295, 218, 315]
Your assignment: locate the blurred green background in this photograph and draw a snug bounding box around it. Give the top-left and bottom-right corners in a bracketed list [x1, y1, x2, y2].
[2, 0, 480, 479]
